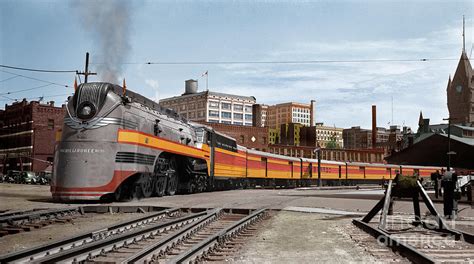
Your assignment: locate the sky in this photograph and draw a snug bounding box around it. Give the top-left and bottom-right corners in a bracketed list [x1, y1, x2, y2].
[0, 0, 473, 130]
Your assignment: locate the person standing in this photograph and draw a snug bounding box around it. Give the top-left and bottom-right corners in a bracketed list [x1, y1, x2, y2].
[432, 170, 441, 198]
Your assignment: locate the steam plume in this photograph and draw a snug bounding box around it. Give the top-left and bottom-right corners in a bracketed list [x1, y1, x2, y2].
[73, 0, 133, 83]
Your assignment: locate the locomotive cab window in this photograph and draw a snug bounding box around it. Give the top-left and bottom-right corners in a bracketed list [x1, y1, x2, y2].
[195, 128, 206, 144]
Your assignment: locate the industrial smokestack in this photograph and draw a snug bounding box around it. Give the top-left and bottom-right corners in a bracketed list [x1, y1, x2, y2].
[372, 105, 377, 149]
[310, 100, 316, 126]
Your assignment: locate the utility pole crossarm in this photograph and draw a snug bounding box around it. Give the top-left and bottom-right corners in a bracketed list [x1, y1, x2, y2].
[76, 52, 97, 83]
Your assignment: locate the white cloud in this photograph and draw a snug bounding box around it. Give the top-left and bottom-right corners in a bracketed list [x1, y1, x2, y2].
[213, 23, 467, 129]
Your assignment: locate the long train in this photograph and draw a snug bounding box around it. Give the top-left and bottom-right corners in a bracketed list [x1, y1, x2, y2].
[51, 82, 441, 201]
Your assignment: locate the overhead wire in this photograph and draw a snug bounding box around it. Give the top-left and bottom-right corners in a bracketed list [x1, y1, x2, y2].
[0, 92, 73, 103]
[0, 84, 53, 96]
[0, 76, 19, 83]
[90, 57, 459, 65]
[0, 69, 70, 88]
[0, 64, 77, 73]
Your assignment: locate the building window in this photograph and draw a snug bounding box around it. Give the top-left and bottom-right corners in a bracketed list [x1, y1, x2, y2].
[234, 121, 243, 125]
[222, 102, 231, 110]
[198, 111, 204, 118]
[245, 114, 252, 120]
[221, 112, 231, 119]
[209, 101, 219, 108]
[209, 110, 219, 117]
[48, 119, 54, 130]
[240, 135, 245, 144]
[234, 104, 243, 111]
[234, 113, 243, 120]
[208, 119, 219, 123]
[180, 105, 186, 111]
[222, 120, 231, 124]
[244, 105, 252, 112]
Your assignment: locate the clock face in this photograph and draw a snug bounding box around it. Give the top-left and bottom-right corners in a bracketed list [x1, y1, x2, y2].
[456, 85, 463, 93]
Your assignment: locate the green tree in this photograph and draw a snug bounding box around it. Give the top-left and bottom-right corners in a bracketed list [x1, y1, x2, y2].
[325, 133, 339, 149]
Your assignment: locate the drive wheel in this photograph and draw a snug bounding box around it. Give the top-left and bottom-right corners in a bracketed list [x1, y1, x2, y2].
[166, 157, 178, 196]
[154, 177, 167, 197]
[139, 174, 154, 198]
[188, 182, 196, 194]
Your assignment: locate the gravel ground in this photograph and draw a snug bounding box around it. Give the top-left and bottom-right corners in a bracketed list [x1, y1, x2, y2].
[0, 212, 148, 255]
[233, 211, 381, 263]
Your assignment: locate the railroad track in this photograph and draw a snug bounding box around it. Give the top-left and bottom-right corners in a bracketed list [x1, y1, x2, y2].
[0, 207, 268, 264]
[0, 207, 82, 237]
[0, 207, 182, 263]
[352, 215, 474, 263]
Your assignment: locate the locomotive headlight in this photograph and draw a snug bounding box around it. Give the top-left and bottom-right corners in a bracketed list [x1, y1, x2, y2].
[77, 101, 97, 120]
[81, 106, 92, 116]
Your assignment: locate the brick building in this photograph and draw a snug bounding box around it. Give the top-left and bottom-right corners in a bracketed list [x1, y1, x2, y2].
[447, 51, 474, 125]
[342, 126, 391, 149]
[264, 101, 316, 129]
[0, 99, 66, 173]
[252, 104, 268, 127]
[268, 145, 385, 163]
[198, 122, 269, 151]
[315, 123, 344, 148]
[160, 80, 256, 126]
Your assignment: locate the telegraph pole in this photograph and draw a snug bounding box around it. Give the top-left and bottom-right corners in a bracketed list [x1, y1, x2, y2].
[76, 52, 97, 83]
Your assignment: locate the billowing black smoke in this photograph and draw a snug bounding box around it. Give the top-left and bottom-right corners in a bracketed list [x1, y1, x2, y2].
[73, 0, 133, 83]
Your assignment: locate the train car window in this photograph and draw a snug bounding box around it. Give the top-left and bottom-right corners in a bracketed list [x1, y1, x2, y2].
[214, 133, 237, 152]
[339, 165, 342, 178]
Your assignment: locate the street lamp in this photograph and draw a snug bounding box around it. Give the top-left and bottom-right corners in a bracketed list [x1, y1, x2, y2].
[442, 117, 457, 171]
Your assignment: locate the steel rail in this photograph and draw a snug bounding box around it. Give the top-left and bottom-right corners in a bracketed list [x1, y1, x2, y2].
[0, 208, 179, 263]
[0, 207, 80, 225]
[31, 209, 213, 263]
[171, 208, 267, 264]
[352, 219, 435, 264]
[121, 208, 224, 263]
[0, 208, 48, 218]
[460, 230, 474, 244]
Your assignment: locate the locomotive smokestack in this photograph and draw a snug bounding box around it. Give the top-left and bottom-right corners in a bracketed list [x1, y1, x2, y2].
[372, 105, 377, 149]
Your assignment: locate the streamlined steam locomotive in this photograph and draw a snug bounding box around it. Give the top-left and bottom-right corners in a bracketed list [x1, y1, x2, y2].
[51, 82, 441, 201]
